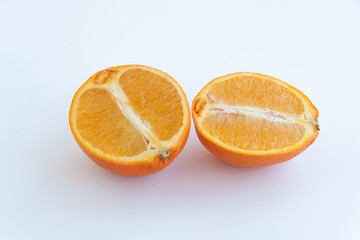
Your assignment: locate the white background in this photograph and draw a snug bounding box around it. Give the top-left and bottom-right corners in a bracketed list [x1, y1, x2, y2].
[1, 0, 360, 239]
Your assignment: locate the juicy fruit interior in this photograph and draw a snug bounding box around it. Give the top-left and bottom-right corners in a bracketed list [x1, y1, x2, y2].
[204, 112, 305, 151]
[200, 75, 307, 151]
[77, 88, 147, 156]
[119, 69, 183, 141]
[75, 68, 184, 157]
[208, 75, 304, 115]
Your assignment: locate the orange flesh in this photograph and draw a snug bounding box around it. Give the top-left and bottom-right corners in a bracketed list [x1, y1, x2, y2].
[208, 75, 304, 115]
[203, 112, 305, 151]
[200, 75, 309, 151]
[74, 68, 185, 158]
[76, 88, 147, 157]
[119, 69, 183, 141]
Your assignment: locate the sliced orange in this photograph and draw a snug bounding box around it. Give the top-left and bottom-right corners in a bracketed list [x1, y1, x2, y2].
[69, 65, 191, 176]
[192, 72, 319, 167]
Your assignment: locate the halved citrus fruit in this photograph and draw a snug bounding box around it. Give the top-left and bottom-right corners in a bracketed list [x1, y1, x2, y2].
[192, 72, 319, 167]
[69, 65, 191, 176]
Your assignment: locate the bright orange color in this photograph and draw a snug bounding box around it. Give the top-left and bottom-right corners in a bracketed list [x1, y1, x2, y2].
[192, 72, 319, 167]
[70, 65, 191, 176]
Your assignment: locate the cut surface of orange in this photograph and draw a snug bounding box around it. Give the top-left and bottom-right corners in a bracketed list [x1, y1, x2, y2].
[70, 65, 190, 176]
[192, 72, 319, 167]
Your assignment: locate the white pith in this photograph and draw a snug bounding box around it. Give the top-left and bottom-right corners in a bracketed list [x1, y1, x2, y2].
[206, 103, 311, 124]
[104, 80, 161, 151]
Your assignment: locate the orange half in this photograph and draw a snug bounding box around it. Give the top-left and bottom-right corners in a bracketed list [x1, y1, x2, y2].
[70, 65, 191, 176]
[192, 72, 319, 167]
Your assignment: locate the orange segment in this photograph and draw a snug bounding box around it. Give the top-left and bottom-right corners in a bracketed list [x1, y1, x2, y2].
[118, 68, 183, 141]
[203, 112, 305, 151]
[192, 72, 319, 167]
[76, 88, 147, 157]
[207, 75, 305, 115]
[69, 65, 191, 176]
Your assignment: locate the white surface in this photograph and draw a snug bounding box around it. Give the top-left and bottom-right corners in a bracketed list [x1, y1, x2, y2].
[1, 0, 360, 239]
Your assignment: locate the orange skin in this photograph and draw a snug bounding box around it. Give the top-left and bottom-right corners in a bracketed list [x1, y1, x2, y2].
[78, 120, 190, 176]
[192, 72, 319, 167]
[194, 123, 318, 167]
